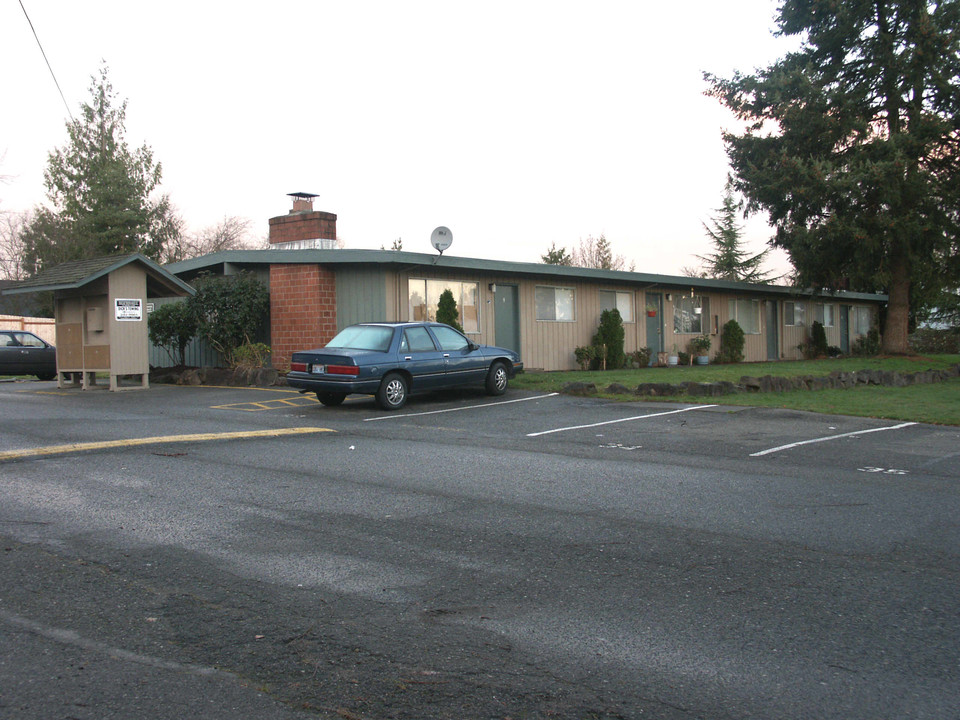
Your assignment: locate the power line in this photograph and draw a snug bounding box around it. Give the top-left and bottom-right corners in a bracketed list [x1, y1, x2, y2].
[18, 0, 75, 123]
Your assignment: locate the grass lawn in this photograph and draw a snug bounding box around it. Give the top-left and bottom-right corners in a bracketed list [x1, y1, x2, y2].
[512, 355, 960, 426]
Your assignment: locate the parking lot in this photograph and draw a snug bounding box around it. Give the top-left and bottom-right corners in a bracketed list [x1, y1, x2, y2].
[2, 380, 959, 719]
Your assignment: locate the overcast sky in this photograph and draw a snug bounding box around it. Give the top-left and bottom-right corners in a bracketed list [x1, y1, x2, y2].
[1, 1, 800, 277]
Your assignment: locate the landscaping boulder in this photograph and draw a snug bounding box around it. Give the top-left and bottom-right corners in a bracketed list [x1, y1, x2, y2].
[563, 381, 598, 396]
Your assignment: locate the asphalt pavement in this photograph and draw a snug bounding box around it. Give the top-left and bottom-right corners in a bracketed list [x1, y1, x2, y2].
[1, 379, 958, 719]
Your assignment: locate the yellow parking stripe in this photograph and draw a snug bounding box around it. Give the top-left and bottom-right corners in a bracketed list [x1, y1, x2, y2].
[0, 427, 334, 462]
[211, 396, 319, 412]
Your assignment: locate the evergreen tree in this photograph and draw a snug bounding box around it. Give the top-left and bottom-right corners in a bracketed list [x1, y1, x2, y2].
[698, 176, 775, 283]
[22, 64, 177, 275]
[436, 288, 463, 332]
[706, 0, 960, 354]
[541, 242, 572, 265]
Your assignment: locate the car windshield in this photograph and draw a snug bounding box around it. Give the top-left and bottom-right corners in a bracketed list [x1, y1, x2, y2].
[326, 325, 394, 352]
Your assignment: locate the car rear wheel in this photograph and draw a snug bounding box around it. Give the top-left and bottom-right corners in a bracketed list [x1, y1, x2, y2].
[316, 391, 346, 407]
[485, 361, 508, 395]
[376, 373, 408, 410]
[35, 373, 55, 381]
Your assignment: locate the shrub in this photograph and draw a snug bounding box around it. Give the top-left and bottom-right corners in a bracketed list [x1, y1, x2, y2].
[799, 321, 829, 359]
[232, 342, 271, 370]
[909, 328, 960, 354]
[189, 272, 270, 367]
[148, 301, 199, 367]
[716, 319, 745, 364]
[678, 350, 691, 365]
[592, 308, 625, 369]
[436, 289, 463, 333]
[689, 334, 712, 355]
[574, 345, 598, 370]
[852, 328, 881, 356]
[629, 347, 652, 368]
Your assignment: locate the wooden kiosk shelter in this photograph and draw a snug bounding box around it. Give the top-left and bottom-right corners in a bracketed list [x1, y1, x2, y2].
[2, 254, 194, 391]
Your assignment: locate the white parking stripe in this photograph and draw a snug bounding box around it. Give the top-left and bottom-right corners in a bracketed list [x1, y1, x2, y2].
[750, 422, 917, 457]
[363, 393, 559, 422]
[526, 405, 717, 437]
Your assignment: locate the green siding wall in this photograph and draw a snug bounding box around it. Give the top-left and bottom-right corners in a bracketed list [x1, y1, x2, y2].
[335, 266, 388, 329]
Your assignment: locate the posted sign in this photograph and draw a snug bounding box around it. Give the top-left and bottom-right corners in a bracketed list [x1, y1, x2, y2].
[115, 298, 143, 321]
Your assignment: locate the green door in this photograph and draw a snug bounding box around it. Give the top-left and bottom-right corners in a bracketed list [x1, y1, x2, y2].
[493, 284, 520, 353]
[766, 300, 779, 360]
[645, 293, 663, 360]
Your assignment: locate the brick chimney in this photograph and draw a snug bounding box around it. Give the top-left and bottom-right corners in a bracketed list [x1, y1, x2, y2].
[268, 192, 337, 249]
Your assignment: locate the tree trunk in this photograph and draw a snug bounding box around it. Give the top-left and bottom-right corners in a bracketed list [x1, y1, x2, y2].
[881, 252, 911, 354]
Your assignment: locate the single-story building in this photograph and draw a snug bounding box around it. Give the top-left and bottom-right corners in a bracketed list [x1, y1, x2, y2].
[162, 195, 887, 371]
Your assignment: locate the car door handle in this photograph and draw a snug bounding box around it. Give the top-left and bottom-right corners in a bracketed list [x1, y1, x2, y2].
[403, 356, 412, 361]
[443, 353, 450, 358]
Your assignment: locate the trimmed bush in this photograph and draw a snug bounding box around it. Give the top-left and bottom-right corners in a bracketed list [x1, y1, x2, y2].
[436, 288, 463, 333]
[148, 300, 199, 367]
[716, 319, 745, 364]
[592, 308, 626, 369]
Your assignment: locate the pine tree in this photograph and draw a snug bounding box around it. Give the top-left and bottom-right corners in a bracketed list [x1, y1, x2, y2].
[697, 176, 775, 283]
[22, 64, 177, 275]
[706, 0, 960, 354]
[541, 242, 572, 265]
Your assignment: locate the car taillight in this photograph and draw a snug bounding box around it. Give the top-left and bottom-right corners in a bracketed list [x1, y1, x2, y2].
[289, 362, 307, 373]
[326, 364, 360, 376]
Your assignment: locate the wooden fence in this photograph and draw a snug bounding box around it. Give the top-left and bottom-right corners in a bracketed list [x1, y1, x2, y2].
[0, 315, 56, 345]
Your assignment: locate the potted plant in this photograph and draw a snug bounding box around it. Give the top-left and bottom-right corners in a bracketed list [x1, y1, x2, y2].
[690, 334, 712, 365]
[645, 303, 658, 317]
[667, 344, 679, 367]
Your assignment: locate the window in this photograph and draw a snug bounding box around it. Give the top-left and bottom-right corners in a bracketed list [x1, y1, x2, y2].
[431, 325, 470, 351]
[535, 286, 575, 321]
[401, 327, 437, 353]
[673, 295, 705, 334]
[326, 325, 394, 352]
[853, 306, 872, 335]
[13, 332, 46, 347]
[784, 301, 806, 326]
[728, 299, 761, 334]
[408, 279, 480, 333]
[814, 303, 835, 327]
[598, 290, 633, 323]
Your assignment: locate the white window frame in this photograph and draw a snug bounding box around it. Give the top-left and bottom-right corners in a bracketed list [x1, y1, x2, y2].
[784, 301, 806, 327]
[673, 295, 705, 335]
[408, 278, 481, 334]
[535, 286, 576, 322]
[815, 303, 835, 328]
[728, 299, 761, 334]
[853, 306, 873, 335]
[598, 290, 633, 323]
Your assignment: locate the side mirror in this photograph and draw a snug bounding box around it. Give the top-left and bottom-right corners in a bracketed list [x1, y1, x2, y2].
[468, 341, 480, 352]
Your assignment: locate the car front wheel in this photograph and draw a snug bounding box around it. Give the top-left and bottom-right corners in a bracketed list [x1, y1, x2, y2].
[376, 373, 408, 410]
[316, 391, 346, 407]
[485, 361, 509, 396]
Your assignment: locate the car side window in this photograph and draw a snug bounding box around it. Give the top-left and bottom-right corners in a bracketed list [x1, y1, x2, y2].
[431, 325, 470, 351]
[403, 327, 437, 353]
[0, 334, 15, 347]
[14, 333, 44, 348]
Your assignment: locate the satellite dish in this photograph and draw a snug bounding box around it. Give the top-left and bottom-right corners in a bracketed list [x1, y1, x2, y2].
[430, 226, 453, 255]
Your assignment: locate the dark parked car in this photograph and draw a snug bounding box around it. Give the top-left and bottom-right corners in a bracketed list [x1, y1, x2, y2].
[0, 330, 57, 381]
[286, 322, 523, 410]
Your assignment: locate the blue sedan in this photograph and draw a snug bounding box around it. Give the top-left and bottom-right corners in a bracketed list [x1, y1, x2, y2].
[286, 322, 523, 410]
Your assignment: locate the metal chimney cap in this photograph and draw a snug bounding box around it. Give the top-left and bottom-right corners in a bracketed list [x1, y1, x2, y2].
[287, 192, 319, 199]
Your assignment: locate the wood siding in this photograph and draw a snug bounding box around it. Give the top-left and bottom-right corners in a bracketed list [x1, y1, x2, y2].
[335, 266, 388, 329]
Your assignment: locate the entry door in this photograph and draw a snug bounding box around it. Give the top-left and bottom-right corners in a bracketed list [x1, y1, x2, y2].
[645, 293, 664, 359]
[766, 300, 779, 360]
[493, 284, 520, 353]
[839, 305, 851, 354]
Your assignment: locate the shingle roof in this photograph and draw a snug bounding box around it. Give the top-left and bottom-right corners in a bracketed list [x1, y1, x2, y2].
[2, 253, 195, 297]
